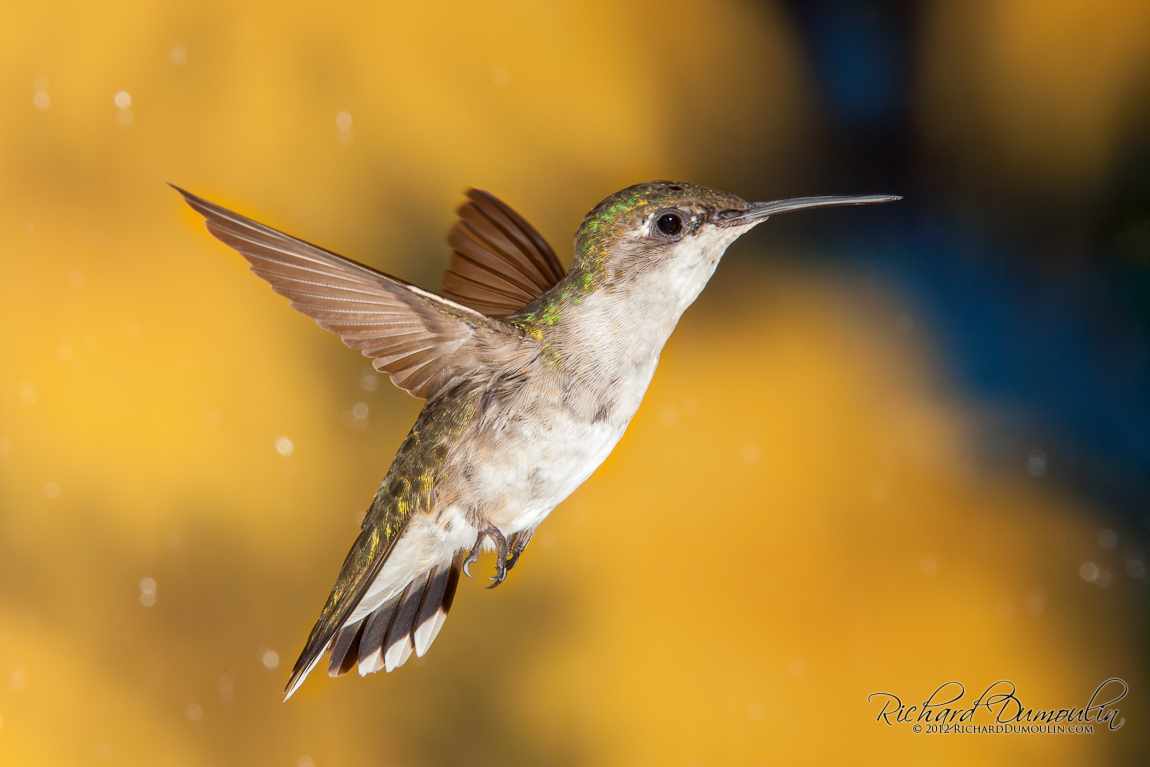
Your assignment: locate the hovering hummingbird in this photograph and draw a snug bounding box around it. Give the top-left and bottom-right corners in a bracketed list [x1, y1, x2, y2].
[174, 181, 896, 699]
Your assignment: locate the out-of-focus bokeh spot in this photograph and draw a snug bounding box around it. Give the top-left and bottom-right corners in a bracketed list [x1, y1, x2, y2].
[1, 1, 1147, 765]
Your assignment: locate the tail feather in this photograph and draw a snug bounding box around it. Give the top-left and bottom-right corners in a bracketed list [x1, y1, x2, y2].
[414, 553, 463, 656]
[327, 617, 365, 677]
[285, 552, 467, 698]
[383, 571, 431, 671]
[411, 563, 451, 656]
[356, 596, 401, 675]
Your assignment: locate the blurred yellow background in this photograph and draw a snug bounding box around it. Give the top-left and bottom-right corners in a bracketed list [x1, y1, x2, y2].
[1, 1, 1147, 765]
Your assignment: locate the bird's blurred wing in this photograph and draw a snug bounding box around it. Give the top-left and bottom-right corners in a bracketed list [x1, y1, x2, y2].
[442, 189, 566, 318]
[174, 186, 531, 400]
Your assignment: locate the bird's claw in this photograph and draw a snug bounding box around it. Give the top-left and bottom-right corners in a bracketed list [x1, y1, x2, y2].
[463, 527, 535, 588]
[486, 555, 509, 589]
[505, 529, 533, 572]
[462, 526, 510, 587]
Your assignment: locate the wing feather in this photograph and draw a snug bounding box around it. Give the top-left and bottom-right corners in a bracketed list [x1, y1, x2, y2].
[173, 185, 531, 400]
[442, 189, 566, 318]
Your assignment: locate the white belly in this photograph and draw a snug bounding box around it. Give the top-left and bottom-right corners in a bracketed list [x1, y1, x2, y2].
[350, 398, 636, 623]
[481, 352, 658, 535]
[503, 418, 625, 531]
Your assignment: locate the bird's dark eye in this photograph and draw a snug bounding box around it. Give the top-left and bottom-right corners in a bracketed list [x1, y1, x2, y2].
[656, 212, 683, 237]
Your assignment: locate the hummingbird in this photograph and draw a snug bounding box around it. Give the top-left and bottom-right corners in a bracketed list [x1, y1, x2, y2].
[173, 181, 896, 699]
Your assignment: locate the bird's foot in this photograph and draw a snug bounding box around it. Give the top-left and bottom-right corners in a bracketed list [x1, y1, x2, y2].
[462, 526, 511, 588]
[505, 529, 534, 572]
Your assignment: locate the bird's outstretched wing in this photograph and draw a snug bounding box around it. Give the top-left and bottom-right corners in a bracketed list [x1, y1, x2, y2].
[442, 189, 566, 318]
[173, 185, 531, 401]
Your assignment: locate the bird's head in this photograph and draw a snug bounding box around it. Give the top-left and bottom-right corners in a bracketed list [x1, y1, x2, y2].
[572, 181, 897, 309]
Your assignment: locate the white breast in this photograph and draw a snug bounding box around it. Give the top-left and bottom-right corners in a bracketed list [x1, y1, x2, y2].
[485, 352, 658, 534]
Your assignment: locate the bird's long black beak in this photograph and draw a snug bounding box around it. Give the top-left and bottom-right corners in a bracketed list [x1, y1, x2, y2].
[717, 194, 901, 226]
